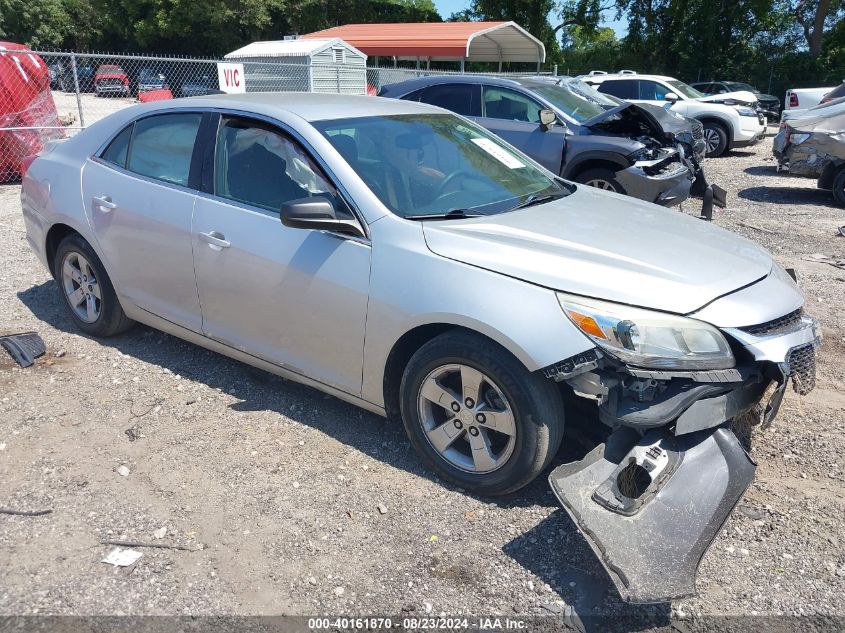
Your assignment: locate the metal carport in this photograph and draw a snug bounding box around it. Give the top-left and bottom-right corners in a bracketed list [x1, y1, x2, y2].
[301, 22, 546, 71]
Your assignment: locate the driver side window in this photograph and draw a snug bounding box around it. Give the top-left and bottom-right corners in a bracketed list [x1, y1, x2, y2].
[214, 116, 346, 216]
[482, 86, 542, 123]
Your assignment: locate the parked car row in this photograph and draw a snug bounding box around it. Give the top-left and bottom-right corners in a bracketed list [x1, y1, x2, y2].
[579, 71, 767, 158]
[46, 60, 220, 98]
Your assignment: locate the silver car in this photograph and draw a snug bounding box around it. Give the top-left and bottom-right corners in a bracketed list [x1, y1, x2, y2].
[21, 93, 820, 603]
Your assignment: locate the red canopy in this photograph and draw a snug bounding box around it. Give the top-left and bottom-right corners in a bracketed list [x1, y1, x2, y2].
[302, 22, 545, 63]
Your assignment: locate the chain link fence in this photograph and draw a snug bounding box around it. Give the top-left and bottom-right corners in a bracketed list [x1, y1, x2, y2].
[0, 48, 572, 180]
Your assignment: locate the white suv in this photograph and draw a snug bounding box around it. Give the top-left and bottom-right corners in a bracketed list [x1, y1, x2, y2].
[582, 72, 767, 157]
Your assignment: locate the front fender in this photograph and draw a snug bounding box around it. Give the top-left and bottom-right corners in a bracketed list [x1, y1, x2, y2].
[361, 216, 593, 407]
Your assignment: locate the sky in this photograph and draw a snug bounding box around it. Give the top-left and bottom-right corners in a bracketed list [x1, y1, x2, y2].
[431, 0, 629, 38]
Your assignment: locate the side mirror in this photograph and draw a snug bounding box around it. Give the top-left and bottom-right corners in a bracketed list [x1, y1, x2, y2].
[280, 196, 366, 239]
[539, 109, 558, 131]
[664, 92, 679, 103]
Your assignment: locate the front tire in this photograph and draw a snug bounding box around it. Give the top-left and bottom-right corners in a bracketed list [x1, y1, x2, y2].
[575, 167, 625, 194]
[54, 234, 134, 337]
[399, 331, 564, 496]
[702, 122, 729, 157]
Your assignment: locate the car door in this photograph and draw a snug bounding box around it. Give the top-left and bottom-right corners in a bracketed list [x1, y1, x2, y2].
[474, 85, 565, 173]
[82, 111, 205, 331]
[191, 114, 371, 395]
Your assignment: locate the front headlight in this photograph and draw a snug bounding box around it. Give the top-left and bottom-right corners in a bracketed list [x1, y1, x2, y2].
[789, 132, 810, 145]
[734, 106, 758, 117]
[558, 294, 735, 370]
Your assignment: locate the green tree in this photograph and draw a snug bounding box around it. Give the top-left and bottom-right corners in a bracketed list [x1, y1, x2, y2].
[0, 0, 98, 49]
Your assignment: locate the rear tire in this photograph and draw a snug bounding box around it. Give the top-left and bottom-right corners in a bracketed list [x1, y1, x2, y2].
[575, 167, 625, 194]
[702, 122, 729, 157]
[54, 234, 134, 337]
[832, 167, 845, 207]
[399, 331, 564, 496]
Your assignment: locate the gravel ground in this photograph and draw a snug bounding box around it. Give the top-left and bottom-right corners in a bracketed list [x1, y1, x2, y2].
[1, 132, 844, 625]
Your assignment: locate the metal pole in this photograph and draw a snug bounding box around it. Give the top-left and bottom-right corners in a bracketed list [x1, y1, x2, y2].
[768, 65, 774, 95]
[460, 58, 465, 73]
[71, 53, 85, 128]
[553, 64, 558, 76]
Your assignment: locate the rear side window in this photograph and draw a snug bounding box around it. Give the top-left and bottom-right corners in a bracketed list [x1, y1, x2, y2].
[482, 86, 542, 123]
[598, 80, 637, 99]
[417, 84, 481, 117]
[126, 113, 202, 186]
[101, 124, 132, 168]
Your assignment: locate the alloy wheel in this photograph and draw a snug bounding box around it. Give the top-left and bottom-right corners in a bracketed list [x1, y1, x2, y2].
[61, 251, 102, 323]
[417, 363, 517, 474]
[703, 128, 721, 154]
[585, 179, 617, 191]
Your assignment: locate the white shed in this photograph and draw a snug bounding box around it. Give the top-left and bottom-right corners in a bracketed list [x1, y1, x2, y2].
[224, 38, 367, 95]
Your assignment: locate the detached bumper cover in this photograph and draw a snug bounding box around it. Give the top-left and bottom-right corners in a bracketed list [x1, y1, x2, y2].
[550, 426, 756, 604]
[615, 159, 693, 207]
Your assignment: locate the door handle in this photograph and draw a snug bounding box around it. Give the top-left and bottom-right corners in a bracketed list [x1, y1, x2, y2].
[93, 195, 116, 212]
[199, 231, 231, 250]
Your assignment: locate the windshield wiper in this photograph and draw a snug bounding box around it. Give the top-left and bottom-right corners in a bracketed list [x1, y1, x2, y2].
[509, 191, 567, 211]
[406, 208, 483, 221]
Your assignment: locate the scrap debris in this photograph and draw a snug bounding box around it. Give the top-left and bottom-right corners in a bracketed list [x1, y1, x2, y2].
[0, 507, 53, 516]
[100, 539, 200, 551]
[0, 332, 46, 368]
[101, 548, 143, 567]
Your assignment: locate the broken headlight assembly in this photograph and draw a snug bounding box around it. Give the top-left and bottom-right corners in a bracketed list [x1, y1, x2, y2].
[733, 105, 758, 117]
[557, 293, 735, 370]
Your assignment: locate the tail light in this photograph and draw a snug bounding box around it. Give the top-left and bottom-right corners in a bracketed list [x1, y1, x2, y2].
[789, 93, 799, 108]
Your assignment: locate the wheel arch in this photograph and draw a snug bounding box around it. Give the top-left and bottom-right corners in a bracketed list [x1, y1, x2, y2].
[381, 322, 542, 422]
[695, 116, 734, 147]
[563, 155, 627, 181]
[45, 222, 82, 278]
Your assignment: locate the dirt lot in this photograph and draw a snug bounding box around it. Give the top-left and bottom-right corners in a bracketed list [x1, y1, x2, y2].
[1, 132, 844, 626]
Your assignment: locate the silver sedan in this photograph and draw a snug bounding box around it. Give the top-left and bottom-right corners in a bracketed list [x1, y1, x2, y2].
[21, 93, 820, 603]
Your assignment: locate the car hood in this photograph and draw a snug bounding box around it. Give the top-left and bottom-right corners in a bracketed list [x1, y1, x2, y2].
[581, 102, 696, 147]
[697, 90, 758, 106]
[422, 186, 773, 315]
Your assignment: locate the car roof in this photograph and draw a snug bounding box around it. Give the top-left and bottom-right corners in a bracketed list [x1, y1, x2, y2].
[378, 74, 547, 97]
[136, 92, 441, 122]
[586, 73, 676, 83]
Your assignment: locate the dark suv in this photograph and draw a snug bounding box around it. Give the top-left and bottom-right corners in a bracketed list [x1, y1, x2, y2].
[380, 76, 718, 210]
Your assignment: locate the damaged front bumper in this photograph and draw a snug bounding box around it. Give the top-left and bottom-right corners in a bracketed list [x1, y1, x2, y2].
[546, 312, 821, 603]
[550, 426, 755, 603]
[616, 151, 693, 208]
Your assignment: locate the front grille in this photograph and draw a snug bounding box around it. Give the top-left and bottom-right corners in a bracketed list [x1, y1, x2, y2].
[740, 309, 803, 336]
[787, 343, 816, 394]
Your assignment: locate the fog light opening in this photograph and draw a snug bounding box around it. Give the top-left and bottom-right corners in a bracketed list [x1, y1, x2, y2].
[617, 458, 652, 499]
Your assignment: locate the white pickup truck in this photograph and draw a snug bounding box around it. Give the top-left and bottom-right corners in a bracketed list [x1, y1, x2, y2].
[785, 86, 835, 110]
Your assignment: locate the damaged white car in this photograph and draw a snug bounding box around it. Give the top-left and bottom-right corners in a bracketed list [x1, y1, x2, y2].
[21, 94, 820, 604]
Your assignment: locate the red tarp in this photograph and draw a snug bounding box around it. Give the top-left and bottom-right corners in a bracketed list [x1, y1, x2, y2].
[0, 41, 64, 181]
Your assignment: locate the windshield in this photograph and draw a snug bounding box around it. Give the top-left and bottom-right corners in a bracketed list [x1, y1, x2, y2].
[562, 79, 622, 108]
[530, 82, 610, 121]
[667, 80, 705, 99]
[315, 114, 568, 219]
[724, 82, 758, 93]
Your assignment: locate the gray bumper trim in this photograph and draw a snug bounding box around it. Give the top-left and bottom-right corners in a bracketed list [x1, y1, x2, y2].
[549, 426, 756, 604]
